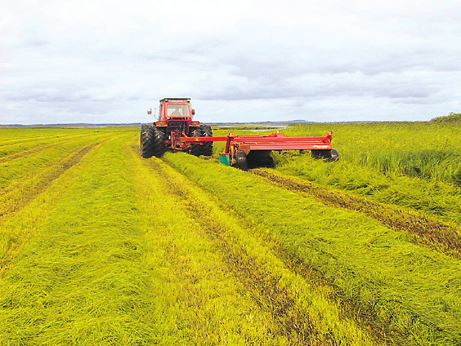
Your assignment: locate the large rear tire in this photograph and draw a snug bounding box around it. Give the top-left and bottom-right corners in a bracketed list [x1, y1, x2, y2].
[200, 125, 213, 156]
[141, 125, 155, 158]
[152, 127, 166, 158]
[189, 127, 203, 156]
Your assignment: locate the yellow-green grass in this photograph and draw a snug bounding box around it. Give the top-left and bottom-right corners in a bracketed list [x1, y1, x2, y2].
[0, 129, 129, 225]
[164, 152, 461, 345]
[128, 143, 305, 345]
[252, 168, 461, 258]
[0, 142, 101, 226]
[212, 122, 461, 223]
[0, 129, 111, 161]
[275, 151, 461, 223]
[1, 130, 374, 345]
[2, 124, 459, 345]
[0, 134, 159, 344]
[283, 122, 461, 184]
[0, 141, 107, 271]
[129, 144, 377, 345]
[0, 131, 119, 189]
[0, 127, 128, 145]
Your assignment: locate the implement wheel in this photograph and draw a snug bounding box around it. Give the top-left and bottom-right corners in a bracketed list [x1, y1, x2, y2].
[234, 150, 248, 171]
[328, 149, 340, 162]
[312, 149, 340, 161]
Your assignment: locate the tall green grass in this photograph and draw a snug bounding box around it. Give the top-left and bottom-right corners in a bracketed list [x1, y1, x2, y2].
[164, 152, 461, 345]
[282, 121, 461, 185]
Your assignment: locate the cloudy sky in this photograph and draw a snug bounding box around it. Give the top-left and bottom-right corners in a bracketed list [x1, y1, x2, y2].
[1, 0, 460, 124]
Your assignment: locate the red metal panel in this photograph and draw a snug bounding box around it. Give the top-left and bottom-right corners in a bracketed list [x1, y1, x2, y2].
[240, 143, 332, 150]
[180, 136, 228, 142]
[178, 132, 333, 153]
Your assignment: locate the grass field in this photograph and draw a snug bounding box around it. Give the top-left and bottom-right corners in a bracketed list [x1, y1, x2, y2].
[0, 122, 460, 345]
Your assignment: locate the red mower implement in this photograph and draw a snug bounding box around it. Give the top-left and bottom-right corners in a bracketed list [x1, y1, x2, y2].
[141, 98, 339, 169]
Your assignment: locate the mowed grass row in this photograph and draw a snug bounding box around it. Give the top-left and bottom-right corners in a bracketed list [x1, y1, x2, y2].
[268, 122, 461, 223]
[0, 129, 130, 226]
[128, 144, 376, 345]
[0, 129, 122, 190]
[0, 140, 109, 271]
[0, 132, 373, 345]
[252, 168, 461, 258]
[164, 152, 461, 345]
[0, 134, 161, 345]
[0, 128, 112, 161]
[0, 127, 126, 149]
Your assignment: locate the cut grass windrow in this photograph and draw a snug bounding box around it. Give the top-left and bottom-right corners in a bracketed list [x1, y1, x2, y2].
[252, 168, 461, 258]
[128, 143, 376, 345]
[0, 134, 158, 345]
[0, 142, 102, 225]
[0, 136, 109, 190]
[0, 141, 105, 273]
[275, 154, 461, 224]
[1, 133, 373, 345]
[164, 152, 461, 345]
[128, 144, 297, 345]
[0, 131, 106, 163]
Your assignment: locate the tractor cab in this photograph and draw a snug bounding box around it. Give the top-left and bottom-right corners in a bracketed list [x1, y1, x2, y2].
[158, 98, 194, 122]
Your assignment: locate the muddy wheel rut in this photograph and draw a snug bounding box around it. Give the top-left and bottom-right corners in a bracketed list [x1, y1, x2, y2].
[138, 153, 380, 345]
[252, 168, 461, 258]
[146, 159, 319, 343]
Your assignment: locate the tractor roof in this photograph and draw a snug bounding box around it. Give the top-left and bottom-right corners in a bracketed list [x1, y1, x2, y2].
[159, 98, 190, 103]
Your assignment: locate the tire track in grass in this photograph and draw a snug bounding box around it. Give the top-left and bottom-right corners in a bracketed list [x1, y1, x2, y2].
[0, 142, 63, 163]
[128, 146, 298, 345]
[0, 132, 103, 163]
[129, 145, 377, 345]
[0, 135, 158, 345]
[0, 141, 105, 274]
[164, 152, 461, 345]
[252, 168, 461, 258]
[0, 142, 102, 225]
[0, 137, 105, 191]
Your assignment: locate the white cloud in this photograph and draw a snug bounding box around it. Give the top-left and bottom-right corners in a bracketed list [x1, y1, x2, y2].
[1, 0, 460, 124]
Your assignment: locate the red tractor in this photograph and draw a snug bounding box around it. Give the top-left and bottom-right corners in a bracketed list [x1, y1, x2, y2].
[140, 98, 213, 158]
[141, 98, 338, 170]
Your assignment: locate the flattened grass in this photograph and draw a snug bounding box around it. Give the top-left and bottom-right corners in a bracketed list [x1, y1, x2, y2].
[128, 144, 296, 345]
[165, 152, 461, 345]
[0, 135, 158, 345]
[132, 148, 376, 345]
[272, 122, 461, 223]
[252, 168, 461, 258]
